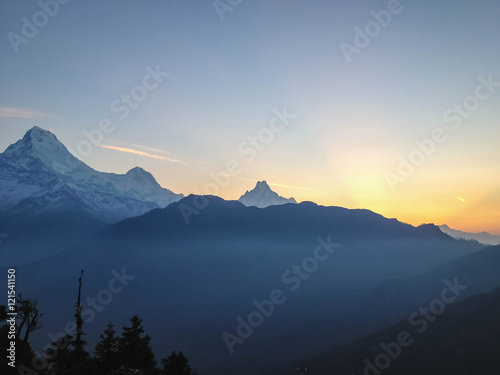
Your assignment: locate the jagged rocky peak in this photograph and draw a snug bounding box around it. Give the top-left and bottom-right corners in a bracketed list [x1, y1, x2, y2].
[238, 180, 297, 208]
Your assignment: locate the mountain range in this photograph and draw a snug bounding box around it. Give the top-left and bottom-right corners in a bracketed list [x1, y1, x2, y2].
[439, 224, 500, 246]
[13, 194, 488, 375]
[0, 126, 183, 223]
[1, 127, 499, 375]
[0, 127, 298, 264]
[0, 127, 297, 223]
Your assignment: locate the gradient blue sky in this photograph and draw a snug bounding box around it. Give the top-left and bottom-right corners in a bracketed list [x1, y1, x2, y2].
[1, 0, 499, 233]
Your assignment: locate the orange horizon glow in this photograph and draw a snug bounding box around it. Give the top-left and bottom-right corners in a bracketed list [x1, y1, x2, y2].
[152, 173, 500, 236]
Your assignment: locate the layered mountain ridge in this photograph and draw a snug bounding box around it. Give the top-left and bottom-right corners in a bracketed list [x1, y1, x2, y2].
[439, 224, 500, 245]
[18, 194, 488, 375]
[2, 128, 498, 375]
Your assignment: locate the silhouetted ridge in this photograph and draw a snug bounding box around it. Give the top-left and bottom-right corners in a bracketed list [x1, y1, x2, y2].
[417, 223, 452, 238]
[105, 195, 461, 245]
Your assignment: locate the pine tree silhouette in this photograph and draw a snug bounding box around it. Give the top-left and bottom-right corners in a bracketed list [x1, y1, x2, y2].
[73, 269, 85, 365]
[94, 322, 119, 374]
[161, 351, 193, 375]
[117, 315, 157, 374]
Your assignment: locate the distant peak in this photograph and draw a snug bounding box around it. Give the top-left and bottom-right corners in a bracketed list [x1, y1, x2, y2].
[125, 166, 157, 184]
[27, 125, 49, 133]
[2, 126, 89, 174]
[24, 126, 58, 142]
[255, 180, 271, 190]
[126, 166, 149, 175]
[3, 126, 62, 156]
[19, 127, 66, 155]
[239, 180, 297, 208]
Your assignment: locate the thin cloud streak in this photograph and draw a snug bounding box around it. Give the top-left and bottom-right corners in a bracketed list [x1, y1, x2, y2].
[108, 139, 172, 155]
[125, 142, 173, 155]
[0, 106, 50, 119]
[100, 144, 185, 164]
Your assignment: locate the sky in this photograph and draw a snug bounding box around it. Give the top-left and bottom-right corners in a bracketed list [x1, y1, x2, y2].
[0, 0, 499, 234]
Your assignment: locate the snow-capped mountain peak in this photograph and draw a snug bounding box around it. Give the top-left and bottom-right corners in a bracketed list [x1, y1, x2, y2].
[255, 180, 271, 191]
[125, 166, 157, 184]
[3, 126, 89, 174]
[0, 127, 183, 222]
[238, 180, 297, 208]
[3, 126, 56, 159]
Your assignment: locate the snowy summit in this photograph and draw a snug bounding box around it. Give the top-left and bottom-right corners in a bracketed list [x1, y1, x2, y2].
[238, 181, 297, 208]
[0, 126, 183, 221]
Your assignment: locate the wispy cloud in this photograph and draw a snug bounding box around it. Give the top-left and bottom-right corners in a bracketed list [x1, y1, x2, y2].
[109, 138, 174, 155]
[0, 106, 50, 119]
[100, 144, 185, 164]
[128, 143, 173, 155]
[457, 197, 465, 203]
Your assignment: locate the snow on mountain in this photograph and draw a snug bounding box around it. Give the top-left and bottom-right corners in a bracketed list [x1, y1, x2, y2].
[2, 126, 91, 174]
[439, 224, 500, 246]
[238, 180, 297, 208]
[0, 126, 183, 222]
